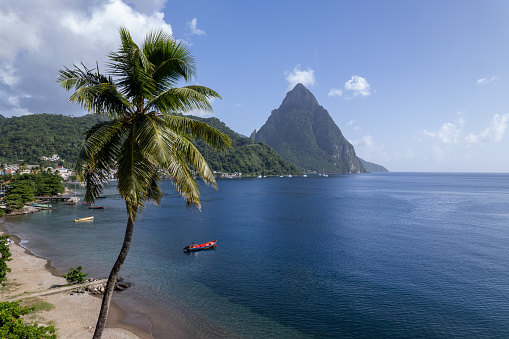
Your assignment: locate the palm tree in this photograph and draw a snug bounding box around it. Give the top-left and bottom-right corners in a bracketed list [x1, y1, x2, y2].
[58, 27, 230, 338]
[20, 162, 28, 174]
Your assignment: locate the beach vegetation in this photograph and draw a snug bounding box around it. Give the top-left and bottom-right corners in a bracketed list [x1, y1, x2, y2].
[4, 200, 24, 213]
[62, 266, 88, 284]
[58, 27, 230, 338]
[0, 235, 12, 286]
[0, 173, 65, 213]
[0, 300, 56, 338]
[0, 209, 5, 217]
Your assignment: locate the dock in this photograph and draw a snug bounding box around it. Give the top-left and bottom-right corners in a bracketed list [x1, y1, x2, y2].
[35, 196, 74, 202]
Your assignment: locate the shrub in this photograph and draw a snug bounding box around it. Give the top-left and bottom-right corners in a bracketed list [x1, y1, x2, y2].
[0, 236, 12, 285]
[5, 200, 23, 213]
[0, 301, 56, 338]
[62, 266, 88, 284]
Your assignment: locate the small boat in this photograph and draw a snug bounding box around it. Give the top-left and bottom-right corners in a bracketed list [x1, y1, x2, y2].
[74, 216, 94, 222]
[65, 196, 80, 205]
[96, 196, 107, 199]
[89, 206, 104, 209]
[183, 240, 217, 253]
[82, 202, 91, 205]
[33, 203, 52, 209]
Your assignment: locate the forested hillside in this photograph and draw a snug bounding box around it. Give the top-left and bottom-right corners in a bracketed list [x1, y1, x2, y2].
[0, 114, 105, 165]
[190, 116, 301, 175]
[0, 113, 300, 176]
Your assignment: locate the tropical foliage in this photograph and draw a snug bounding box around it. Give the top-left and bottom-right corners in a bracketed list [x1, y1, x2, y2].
[0, 113, 300, 175]
[0, 236, 12, 286]
[58, 27, 230, 338]
[0, 114, 105, 166]
[62, 266, 88, 284]
[0, 301, 56, 338]
[0, 173, 65, 213]
[191, 116, 301, 175]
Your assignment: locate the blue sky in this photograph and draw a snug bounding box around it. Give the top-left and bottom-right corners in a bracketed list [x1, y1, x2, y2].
[1, 0, 509, 172]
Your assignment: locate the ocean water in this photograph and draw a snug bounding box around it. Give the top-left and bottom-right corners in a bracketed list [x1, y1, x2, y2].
[3, 173, 509, 338]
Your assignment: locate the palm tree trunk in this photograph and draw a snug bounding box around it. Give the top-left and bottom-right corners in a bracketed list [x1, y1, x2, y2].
[93, 214, 135, 339]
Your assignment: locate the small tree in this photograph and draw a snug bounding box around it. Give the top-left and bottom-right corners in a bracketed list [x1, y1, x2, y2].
[0, 235, 12, 285]
[62, 266, 88, 284]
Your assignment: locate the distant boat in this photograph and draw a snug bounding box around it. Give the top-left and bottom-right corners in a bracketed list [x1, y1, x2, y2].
[303, 174, 307, 177]
[82, 202, 91, 205]
[96, 196, 107, 199]
[257, 175, 262, 178]
[33, 203, 52, 209]
[88, 206, 104, 209]
[183, 240, 217, 253]
[74, 216, 94, 222]
[66, 196, 80, 205]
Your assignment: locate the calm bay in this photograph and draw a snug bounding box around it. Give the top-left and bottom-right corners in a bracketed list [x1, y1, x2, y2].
[2, 173, 509, 338]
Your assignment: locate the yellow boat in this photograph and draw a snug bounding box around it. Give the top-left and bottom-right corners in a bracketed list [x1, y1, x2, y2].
[74, 216, 94, 222]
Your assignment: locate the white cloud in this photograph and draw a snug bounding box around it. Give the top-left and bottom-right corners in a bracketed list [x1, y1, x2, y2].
[349, 134, 388, 165]
[422, 118, 464, 144]
[422, 113, 509, 146]
[327, 88, 342, 97]
[0, 0, 172, 117]
[350, 134, 374, 147]
[128, 0, 167, 13]
[465, 113, 509, 145]
[285, 65, 316, 90]
[346, 119, 360, 131]
[476, 76, 497, 85]
[187, 18, 205, 36]
[344, 75, 371, 97]
[0, 62, 18, 87]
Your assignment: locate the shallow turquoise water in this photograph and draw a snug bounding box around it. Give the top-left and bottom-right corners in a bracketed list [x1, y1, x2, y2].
[4, 173, 509, 338]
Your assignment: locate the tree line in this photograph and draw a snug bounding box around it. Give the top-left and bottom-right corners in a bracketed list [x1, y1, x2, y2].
[0, 173, 65, 215]
[0, 114, 301, 176]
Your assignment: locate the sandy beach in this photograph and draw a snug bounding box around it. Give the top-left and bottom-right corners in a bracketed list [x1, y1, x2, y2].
[0, 227, 153, 339]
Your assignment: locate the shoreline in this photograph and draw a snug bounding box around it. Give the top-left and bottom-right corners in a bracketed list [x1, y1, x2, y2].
[0, 221, 153, 339]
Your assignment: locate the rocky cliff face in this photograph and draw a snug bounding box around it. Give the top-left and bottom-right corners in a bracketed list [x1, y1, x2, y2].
[255, 83, 366, 173]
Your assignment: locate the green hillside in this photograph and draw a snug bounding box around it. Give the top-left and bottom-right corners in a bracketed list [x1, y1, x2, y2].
[0, 114, 105, 166]
[190, 116, 301, 175]
[0, 113, 300, 176]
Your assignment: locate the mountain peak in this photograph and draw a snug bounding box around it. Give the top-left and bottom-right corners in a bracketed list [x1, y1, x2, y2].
[256, 84, 367, 173]
[281, 83, 318, 107]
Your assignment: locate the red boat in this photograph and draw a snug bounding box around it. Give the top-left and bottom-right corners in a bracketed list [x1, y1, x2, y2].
[183, 240, 217, 253]
[88, 206, 104, 209]
[82, 202, 91, 205]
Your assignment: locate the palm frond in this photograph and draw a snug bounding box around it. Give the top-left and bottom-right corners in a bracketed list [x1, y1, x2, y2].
[108, 27, 155, 103]
[57, 63, 130, 119]
[148, 86, 221, 115]
[143, 32, 196, 90]
[76, 120, 126, 203]
[163, 115, 231, 151]
[117, 122, 158, 218]
[135, 115, 201, 207]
